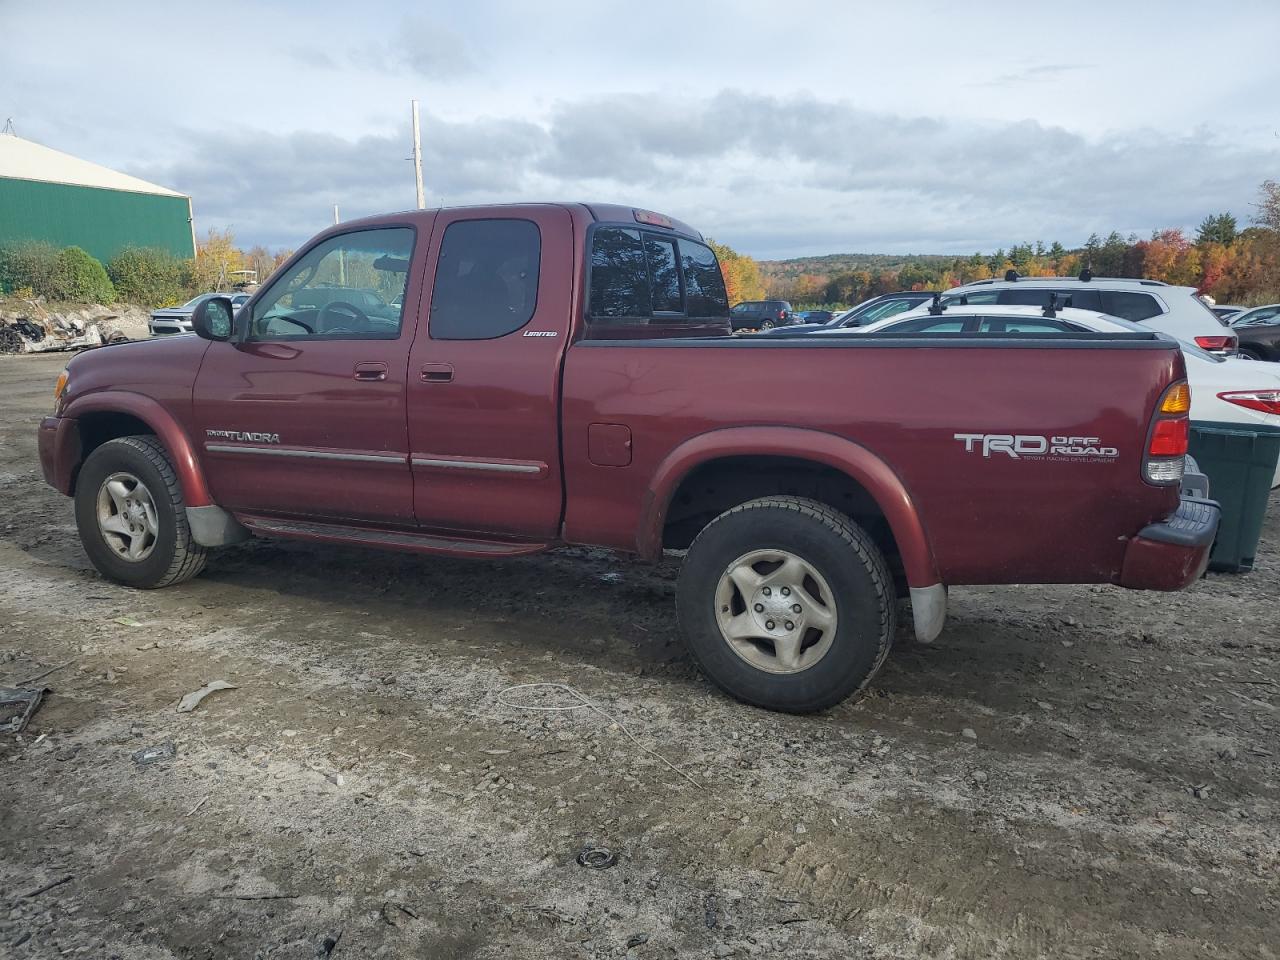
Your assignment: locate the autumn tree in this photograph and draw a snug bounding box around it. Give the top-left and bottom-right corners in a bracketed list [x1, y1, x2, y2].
[192, 227, 245, 292]
[707, 240, 765, 304]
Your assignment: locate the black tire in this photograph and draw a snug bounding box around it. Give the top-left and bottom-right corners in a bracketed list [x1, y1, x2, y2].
[676, 496, 895, 713]
[74, 435, 207, 588]
[759, 319, 775, 330]
[1237, 346, 1264, 361]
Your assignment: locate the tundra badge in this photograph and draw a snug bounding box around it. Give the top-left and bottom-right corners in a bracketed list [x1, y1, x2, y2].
[206, 429, 282, 444]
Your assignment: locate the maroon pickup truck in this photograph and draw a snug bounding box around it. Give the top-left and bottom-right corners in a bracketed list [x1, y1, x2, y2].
[38, 203, 1218, 712]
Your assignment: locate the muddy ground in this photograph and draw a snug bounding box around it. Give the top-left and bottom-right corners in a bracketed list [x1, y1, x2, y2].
[1, 352, 1277, 959]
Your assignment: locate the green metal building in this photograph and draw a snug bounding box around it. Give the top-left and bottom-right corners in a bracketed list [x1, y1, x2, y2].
[0, 132, 195, 262]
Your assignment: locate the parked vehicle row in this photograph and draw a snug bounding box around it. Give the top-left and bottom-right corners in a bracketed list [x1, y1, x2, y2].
[39, 203, 1218, 714]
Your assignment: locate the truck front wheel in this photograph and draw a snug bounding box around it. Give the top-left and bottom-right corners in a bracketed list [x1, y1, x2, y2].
[73, 436, 207, 589]
[676, 496, 895, 713]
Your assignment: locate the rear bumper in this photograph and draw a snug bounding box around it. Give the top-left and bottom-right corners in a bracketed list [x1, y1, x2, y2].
[1118, 496, 1219, 590]
[38, 415, 79, 495]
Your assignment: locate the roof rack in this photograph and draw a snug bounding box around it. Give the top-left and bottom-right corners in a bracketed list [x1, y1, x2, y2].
[960, 276, 1170, 288]
[927, 292, 946, 316]
[1004, 269, 1020, 282]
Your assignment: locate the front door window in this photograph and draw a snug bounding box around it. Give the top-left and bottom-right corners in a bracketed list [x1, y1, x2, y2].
[250, 228, 414, 341]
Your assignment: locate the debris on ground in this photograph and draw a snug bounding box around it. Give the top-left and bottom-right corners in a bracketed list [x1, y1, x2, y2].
[23, 875, 74, 899]
[315, 930, 343, 957]
[131, 741, 176, 765]
[0, 686, 46, 734]
[381, 901, 417, 927]
[176, 679, 236, 713]
[576, 845, 618, 869]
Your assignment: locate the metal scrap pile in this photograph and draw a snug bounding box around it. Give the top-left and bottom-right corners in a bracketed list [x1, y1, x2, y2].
[0, 300, 150, 354]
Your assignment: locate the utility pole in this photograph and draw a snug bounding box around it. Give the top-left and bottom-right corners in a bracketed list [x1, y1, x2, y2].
[411, 99, 425, 210]
[334, 205, 345, 285]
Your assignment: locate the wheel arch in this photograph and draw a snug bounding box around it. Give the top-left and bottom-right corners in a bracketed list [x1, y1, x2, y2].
[639, 426, 940, 590]
[63, 392, 212, 506]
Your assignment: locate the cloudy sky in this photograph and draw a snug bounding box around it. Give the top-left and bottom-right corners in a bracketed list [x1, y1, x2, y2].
[3, 0, 1278, 258]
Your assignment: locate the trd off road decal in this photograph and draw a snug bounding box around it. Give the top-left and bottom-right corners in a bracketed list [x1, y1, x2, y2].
[954, 433, 1118, 461]
[206, 429, 282, 444]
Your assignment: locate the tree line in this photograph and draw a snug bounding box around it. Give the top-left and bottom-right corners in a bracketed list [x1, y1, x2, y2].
[763, 179, 1280, 310]
[0, 228, 294, 309]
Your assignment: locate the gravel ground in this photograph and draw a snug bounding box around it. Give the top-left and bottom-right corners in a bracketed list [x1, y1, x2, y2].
[1, 353, 1277, 959]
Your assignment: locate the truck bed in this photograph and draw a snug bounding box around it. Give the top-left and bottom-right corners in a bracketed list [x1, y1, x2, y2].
[561, 332, 1183, 585]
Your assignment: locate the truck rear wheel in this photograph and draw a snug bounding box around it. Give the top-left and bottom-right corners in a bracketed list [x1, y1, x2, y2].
[74, 436, 207, 589]
[676, 496, 895, 713]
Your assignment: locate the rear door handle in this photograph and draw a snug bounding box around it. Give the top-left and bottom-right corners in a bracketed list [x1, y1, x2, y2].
[421, 363, 454, 383]
[353, 362, 388, 381]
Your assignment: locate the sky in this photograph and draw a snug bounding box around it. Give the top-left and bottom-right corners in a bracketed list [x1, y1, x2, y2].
[2, 0, 1278, 259]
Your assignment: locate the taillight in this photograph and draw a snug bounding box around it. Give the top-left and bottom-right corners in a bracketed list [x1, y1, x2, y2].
[1144, 380, 1190, 484]
[1218, 390, 1280, 415]
[1149, 418, 1189, 456]
[1195, 335, 1237, 352]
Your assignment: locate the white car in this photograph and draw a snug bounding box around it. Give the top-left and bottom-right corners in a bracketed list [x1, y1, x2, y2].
[934, 274, 1238, 356]
[838, 304, 1280, 485]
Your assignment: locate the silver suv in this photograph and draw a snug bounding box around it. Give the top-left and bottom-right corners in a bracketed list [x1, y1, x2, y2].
[939, 275, 1237, 355]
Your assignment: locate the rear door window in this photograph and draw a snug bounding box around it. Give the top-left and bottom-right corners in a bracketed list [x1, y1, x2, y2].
[862, 299, 921, 323]
[977, 317, 1084, 333]
[429, 219, 541, 340]
[998, 288, 1101, 311]
[1100, 291, 1162, 322]
[945, 290, 1000, 305]
[884, 318, 968, 333]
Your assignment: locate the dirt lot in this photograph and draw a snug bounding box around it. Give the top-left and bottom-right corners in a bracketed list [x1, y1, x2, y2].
[1, 352, 1277, 959]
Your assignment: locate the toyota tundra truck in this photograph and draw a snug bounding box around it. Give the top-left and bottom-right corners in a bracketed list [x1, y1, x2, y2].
[38, 203, 1219, 712]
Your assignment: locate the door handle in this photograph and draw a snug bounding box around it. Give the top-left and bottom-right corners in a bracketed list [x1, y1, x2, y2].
[421, 363, 454, 383]
[353, 362, 388, 381]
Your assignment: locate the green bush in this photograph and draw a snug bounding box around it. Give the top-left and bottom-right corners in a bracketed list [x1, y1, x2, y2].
[107, 246, 193, 308]
[0, 240, 59, 298]
[49, 246, 115, 303]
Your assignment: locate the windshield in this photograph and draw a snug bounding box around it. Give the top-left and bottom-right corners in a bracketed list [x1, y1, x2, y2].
[181, 294, 213, 308]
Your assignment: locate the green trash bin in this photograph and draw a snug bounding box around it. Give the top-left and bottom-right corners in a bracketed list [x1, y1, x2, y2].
[1186, 421, 1280, 573]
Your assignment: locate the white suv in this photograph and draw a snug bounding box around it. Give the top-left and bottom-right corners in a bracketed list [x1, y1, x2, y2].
[938, 275, 1237, 355]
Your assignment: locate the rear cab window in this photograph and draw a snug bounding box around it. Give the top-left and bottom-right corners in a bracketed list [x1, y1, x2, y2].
[586, 226, 729, 337]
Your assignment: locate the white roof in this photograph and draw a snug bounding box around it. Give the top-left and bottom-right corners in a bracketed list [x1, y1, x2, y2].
[0, 132, 185, 198]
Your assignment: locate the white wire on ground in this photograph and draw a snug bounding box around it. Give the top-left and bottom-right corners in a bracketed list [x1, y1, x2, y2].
[495, 682, 702, 789]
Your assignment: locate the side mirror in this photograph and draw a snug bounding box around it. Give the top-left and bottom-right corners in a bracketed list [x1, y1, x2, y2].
[191, 296, 234, 341]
